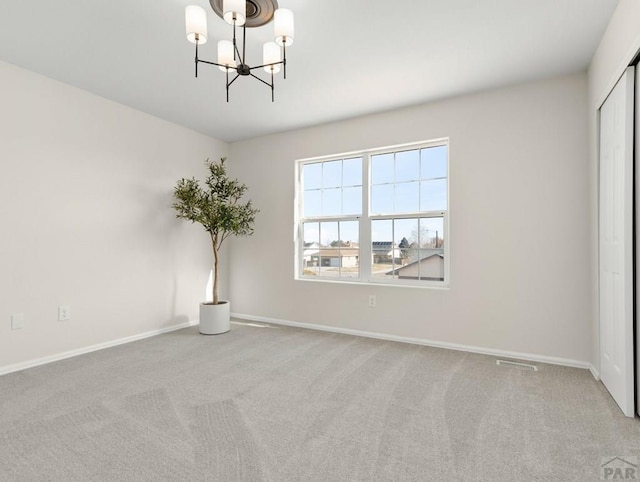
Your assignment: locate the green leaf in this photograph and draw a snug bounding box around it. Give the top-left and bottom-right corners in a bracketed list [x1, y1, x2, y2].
[172, 157, 260, 302]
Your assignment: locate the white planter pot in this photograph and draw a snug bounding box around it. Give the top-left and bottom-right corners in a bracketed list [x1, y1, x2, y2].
[199, 301, 230, 335]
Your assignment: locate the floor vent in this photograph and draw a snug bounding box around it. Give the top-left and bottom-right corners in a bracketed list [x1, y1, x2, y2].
[496, 360, 538, 371]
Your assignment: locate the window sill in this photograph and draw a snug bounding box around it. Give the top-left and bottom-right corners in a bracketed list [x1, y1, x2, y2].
[295, 276, 450, 290]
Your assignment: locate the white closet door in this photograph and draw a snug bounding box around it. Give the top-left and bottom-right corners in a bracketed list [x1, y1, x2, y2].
[599, 66, 634, 418]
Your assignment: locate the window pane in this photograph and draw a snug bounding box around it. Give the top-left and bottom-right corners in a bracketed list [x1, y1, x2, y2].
[322, 188, 341, 216]
[371, 184, 393, 214]
[320, 221, 339, 247]
[394, 218, 419, 266]
[421, 146, 447, 179]
[303, 222, 320, 245]
[371, 219, 394, 280]
[318, 221, 360, 278]
[393, 218, 416, 245]
[396, 150, 420, 182]
[303, 163, 322, 190]
[418, 217, 444, 281]
[323, 161, 342, 188]
[340, 220, 359, 245]
[371, 153, 394, 185]
[371, 219, 392, 244]
[339, 220, 359, 278]
[302, 222, 320, 275]
[419, 217, 444, 248]
[395, 181, 419, 213]
[343, 158, 362, 187]
[319, 247, 341, 274]
[304, 190, 321, 217]
[420, 179, 447, 211]
[343, 186, 362, 215]
[417, 248, 445, 281]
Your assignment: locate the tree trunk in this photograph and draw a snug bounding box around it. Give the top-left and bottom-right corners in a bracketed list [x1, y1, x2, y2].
[212, 234, 219, 305]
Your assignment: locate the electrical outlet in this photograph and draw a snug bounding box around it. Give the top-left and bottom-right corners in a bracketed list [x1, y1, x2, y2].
[368, 295, 376, 308]
[11, 313, 24, 330]
[58, 305, 71, 321]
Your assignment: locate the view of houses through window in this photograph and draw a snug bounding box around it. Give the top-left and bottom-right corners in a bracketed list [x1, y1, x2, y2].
[298, 140, 448, 285]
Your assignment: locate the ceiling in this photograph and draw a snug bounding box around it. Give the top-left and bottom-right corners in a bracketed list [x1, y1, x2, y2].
[0, 0, 619, 142]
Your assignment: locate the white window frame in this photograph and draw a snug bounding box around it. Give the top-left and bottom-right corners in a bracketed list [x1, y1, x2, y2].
[294, 138, 450, 288]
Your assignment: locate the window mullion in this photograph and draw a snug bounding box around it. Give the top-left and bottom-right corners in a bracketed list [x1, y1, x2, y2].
[369, 211, 445, 221]
[300, 215, 360, 223]
[360, 153, 372, 281]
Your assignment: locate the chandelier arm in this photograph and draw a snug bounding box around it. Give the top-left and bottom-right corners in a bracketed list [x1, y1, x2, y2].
[227, 73, 241, 87]
[226, 72, 240, 102]
[242, 24, 247, 65]
[195, 40, 199, 78]
[283, 44, 286, 80]
[250, 73, 273, 89]
[234, 44, 242, 64]
[233, 22, 237, 62]
[197, 59, 228, 68]
[248, 60, 284, 71]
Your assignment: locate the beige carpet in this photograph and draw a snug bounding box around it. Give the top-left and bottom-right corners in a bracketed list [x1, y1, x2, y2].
[1, 320, 639, 481]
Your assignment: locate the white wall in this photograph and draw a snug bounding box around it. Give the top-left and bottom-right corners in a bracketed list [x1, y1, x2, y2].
[587, 0, 640, 373]
[0, 60, 227, 370]
[229, 72, 591, 364]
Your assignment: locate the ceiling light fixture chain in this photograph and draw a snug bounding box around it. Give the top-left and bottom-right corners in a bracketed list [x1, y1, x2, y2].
[185, 0, 294, 102]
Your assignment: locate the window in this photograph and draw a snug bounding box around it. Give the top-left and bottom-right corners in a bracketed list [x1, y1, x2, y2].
[296, 139, 449, 286]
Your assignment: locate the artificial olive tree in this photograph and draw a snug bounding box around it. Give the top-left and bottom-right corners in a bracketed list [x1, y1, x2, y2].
[173, 158, 258, 305]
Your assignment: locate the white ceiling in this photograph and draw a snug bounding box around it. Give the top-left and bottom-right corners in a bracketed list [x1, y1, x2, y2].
[0, 0, 619, 142]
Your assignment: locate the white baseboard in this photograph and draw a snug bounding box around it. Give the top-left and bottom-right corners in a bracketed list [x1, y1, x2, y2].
[2, 315, 601, 382]
[232, 312, 595, 373]
[0, 320, 199, 377]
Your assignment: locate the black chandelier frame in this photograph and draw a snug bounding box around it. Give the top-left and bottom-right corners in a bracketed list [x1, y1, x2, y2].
[192, 21, 287, 102]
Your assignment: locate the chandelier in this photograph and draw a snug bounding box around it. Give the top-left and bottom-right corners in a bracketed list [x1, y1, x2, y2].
[185, 0, 294, 102]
